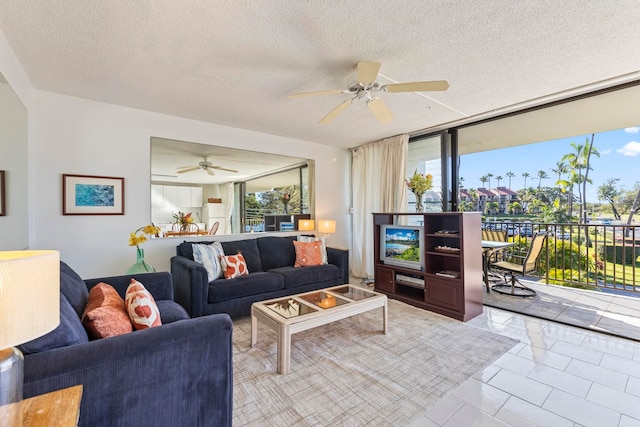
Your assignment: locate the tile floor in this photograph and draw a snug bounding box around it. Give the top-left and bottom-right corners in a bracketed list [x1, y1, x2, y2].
[483, 280, 640, 341]
[408, 306, 640, 427]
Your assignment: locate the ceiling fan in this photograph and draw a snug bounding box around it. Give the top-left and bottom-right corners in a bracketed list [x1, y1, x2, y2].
[176, 157, 238, 176]
[288, 61, 449, 125]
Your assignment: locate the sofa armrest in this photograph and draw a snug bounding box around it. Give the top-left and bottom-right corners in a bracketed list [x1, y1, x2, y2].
[84, 271, 174, 301]
[24, 314, 233, 427]
[171, 255, 209, 317]
[327, 247, 349, 284]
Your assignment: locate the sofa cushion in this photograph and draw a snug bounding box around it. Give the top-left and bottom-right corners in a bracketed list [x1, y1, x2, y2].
[293, 240, 324, 267]
[82, 283, 133, 339]
[257, 236, 296, 270]
[270, 264, 341, 289]
[59, 261, 89, 318]
[208, 272, 284, 303]
[18, 293, 89, 355]
[176, 240, 216, 261]
[219, 253, 249, 279]
[221, 239, 262, 273]
[192, 242, 225, 281]
[156, 300, 190, 323]
[125, 280, 162, 330]
[297, 235, 328, 264]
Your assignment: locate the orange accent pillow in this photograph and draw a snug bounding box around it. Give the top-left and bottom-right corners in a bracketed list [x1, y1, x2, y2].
[293, 240, 324, 267]
[125, 279, 162, 330]
[82, 282, 133, 339]
[219, 253, 249, 279]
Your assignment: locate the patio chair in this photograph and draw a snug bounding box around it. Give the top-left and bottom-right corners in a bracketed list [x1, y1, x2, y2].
[491, 232, 547, 297]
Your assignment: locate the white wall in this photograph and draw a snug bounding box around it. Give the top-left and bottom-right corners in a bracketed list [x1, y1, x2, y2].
[30, 91, 351, 277]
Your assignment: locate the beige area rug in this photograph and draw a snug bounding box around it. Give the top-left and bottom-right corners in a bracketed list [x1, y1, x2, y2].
[233, 299, 517, 426]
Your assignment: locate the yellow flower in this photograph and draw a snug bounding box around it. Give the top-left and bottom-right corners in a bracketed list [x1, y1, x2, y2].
[405, 169, 433, 195]
[128, 224, 160, 248]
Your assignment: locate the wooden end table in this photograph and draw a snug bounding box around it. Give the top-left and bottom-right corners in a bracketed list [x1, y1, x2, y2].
[0, 385, 83, 427]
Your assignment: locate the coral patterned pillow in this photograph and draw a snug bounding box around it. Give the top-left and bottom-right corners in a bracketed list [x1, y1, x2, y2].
[82, 283, 133, 339]
[125, 279, 162, 330]
[219, 253, 249, 279]
[293, 240, 324, 267]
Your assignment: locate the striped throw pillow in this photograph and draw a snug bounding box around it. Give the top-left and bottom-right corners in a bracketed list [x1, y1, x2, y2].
[193, 242, 225, 282]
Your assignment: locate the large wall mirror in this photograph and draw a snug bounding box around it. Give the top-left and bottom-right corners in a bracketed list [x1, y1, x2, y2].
[0, 72, 28, 250]
[150, 137, 314, 237]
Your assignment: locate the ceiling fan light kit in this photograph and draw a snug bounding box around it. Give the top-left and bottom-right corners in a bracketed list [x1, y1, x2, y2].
[289, 61, 449, 125]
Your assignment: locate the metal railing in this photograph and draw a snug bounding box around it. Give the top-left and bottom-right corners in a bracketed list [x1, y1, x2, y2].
[483, 220, 640, 293]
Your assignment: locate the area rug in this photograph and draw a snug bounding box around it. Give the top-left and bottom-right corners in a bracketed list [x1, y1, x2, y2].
[232, 299, 517, 426]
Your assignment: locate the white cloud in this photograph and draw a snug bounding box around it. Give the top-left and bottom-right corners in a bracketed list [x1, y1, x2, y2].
[600, 148, 612, 155]
[625, 127, 639, 133]
[617, 141, 640, 156]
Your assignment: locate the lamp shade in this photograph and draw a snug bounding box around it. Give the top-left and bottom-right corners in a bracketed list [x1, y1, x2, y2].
[0, 251, 60, 349]
[298, 219, 315, 231]
[318, 220, 336, 234]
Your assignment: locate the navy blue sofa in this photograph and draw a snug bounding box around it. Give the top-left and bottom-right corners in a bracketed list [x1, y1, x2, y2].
[21, 262, 233, 427]
[171, 235, 349, 318]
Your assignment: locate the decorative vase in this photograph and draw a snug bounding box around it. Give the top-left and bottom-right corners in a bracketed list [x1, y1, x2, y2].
[126, 248, 156, 274]
[283, 203, 289, 214]
[415, 193, 424, 213]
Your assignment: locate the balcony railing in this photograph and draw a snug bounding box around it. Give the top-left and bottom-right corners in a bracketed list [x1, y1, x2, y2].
[483, 220, 640, 293]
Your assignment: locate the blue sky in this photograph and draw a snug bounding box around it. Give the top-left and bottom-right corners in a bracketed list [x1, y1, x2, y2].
[459, 126, 640, 202]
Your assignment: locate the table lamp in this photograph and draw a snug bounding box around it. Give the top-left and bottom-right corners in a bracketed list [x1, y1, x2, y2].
[298, 219, 315, 232]
[318, 220, 336, 244]
[0, 250, 60, 405]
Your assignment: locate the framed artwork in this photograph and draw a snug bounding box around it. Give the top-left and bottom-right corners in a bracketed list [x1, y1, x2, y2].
[63, 174, 125, 215]
[0, 170, 5, 216]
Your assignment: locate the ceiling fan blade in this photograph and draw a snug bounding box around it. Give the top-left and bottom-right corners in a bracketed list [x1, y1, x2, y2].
[319, 99, 353, 125]
[357, 61, 381, 84]
[206, 168, 215, 176]
[177, 166, 199, 174]
[211, 166, 238, 173]
[383, 80, 449, 93]
[288, 89, 346, 99]
[367, 98, 394, 124]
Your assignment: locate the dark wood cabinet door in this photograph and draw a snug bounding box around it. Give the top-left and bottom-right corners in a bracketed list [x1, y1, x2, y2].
[426, 278, 461, 311]
[375, 267, 394, 293]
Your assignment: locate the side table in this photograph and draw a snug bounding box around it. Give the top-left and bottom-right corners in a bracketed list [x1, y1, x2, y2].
[0, 385, 83, 427]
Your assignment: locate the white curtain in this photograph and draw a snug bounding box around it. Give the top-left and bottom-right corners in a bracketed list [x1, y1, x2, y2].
[220, 182, 234, 234]
[351, 134, 408, 278]
[307, 161, 315, 217]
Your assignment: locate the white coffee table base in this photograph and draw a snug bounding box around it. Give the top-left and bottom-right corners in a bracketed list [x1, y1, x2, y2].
[251, 286, 388, 375]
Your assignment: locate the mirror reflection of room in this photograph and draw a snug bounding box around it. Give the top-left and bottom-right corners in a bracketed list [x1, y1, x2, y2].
[150, 137, 313, 237]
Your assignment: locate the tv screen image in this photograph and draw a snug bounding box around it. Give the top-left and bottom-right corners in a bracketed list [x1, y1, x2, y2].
[380, 225, 424, 270]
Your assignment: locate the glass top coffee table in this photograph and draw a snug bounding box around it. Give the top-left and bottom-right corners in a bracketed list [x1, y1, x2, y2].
[251, 285, 388, 374]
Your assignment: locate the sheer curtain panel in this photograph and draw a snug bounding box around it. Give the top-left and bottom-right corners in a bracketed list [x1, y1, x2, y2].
[351, 134, 408, 278]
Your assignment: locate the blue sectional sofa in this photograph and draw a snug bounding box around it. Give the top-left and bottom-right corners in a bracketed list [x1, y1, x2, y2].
[171, 235, 349, 318]
[21, 262, 233, 427]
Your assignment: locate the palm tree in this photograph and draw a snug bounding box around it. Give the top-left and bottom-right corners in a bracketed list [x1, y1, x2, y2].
[495, 175, 503, 188]
[506, 171, 515, 190]
[479, 175, 488, 188]
[561, 136, 599, 223]
[459, 176, 465, 188]
[537, 170, 549, 190]
[484, 201, 500, 215]
[487, 173, 494, 189]
[507, 201, 522, 215]
[522, 172, 530, 189]
[468, 189, 479, 211]
[551, 161, 568, 183]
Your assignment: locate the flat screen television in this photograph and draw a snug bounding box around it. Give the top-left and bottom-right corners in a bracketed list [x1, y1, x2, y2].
[380, 224, 424, 271]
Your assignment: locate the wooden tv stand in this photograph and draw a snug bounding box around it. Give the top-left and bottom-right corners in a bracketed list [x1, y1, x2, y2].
[373, 212, 483, 322]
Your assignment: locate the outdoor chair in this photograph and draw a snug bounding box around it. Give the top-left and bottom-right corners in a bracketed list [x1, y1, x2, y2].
[491, 232, 547, 297]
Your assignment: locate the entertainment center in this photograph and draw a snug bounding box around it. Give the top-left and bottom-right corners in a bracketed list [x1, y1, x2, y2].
[373, 212, 483, 321]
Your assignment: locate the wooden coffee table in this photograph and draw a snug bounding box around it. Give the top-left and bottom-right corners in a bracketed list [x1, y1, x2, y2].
[251, 285, 388, 374]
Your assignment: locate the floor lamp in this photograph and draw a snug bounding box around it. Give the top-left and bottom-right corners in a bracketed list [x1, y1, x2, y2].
[0, 251, 60, 407]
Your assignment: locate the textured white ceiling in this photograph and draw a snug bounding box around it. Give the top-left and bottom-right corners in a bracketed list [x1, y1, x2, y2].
[1, 1, 639, 148]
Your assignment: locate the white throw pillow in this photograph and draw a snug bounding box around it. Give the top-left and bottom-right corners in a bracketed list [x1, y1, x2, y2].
[192, 242, 225, 282]
[296, 235, 328, 264]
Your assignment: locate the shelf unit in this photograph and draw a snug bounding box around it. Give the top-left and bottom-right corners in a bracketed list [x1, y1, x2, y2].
[373, 212, 483, 322]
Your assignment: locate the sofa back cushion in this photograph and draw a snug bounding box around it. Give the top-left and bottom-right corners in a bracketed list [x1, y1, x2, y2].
[257, 236, 296, 270]
[60, 261, 89, 318]
[19, 293, 89, 354]
[221, 239, 262, 273]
